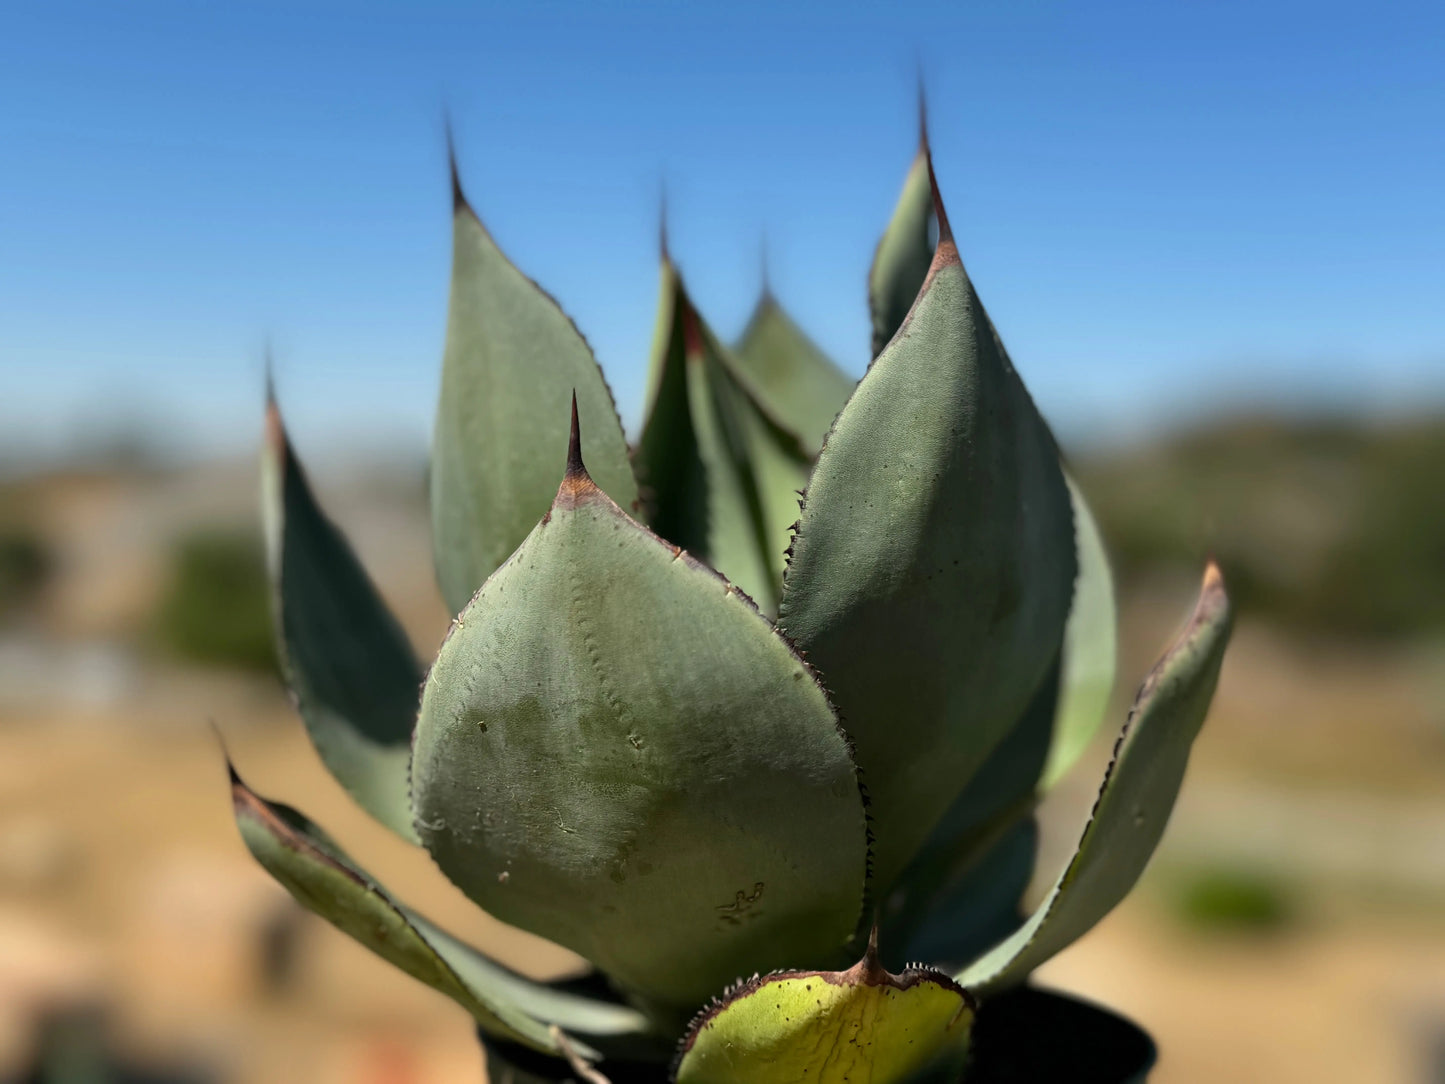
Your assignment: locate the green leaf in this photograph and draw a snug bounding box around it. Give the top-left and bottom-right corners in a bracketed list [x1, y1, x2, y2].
[734, 291, 855, 455]
[633, 260, 811, 612]
[958, 564, 1232, 995]
[431, 157, 638, 616]
[412, 408, 869, 1012]
[228, 763, 655, 1060]
[673, 933, 974, 1084]
[1041, 477, 1118, 790]
[260, 396, 422, 842]
[867, 120, 933, 359]
[777, 158, 1077, 893]
[879, 661, 1058, 968]
[903, 818, 1039, 973]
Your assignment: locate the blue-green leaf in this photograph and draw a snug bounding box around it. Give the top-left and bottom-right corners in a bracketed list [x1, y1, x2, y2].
[431, 157, 638, 616]
[734, 291, 855, 456]
[777, 158, 1076, 893]
[1041, 476, 1118, 789]
[260, 396, 422, 842]
[958, 564, 1232, 994]
[228, 763, 654, 1060]
[879, 661, 1058, 968]
[634, 260, 811, 612]
[412, 409, 868, 1012]
[867, 122, 933, 359]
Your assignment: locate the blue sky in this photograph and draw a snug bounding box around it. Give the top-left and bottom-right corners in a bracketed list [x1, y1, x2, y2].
[2, 0, 1442, 464]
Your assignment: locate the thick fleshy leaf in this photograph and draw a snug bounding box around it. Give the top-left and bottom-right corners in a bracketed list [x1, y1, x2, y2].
[412, 411, 869, 1012]
[633, 260, 811, 612]
[905, 818, 1039, 974]
[734, 291, 855, 455]
[879, 662, 1058, 969]
[673, 934, 974, 1084]
[1041, 477, 1118, 789]
[777, 158, 1076, 893]
[431, 158, 638, 616]
[228, 764, 655, 1060]
[260, 397, 422, 842]
[958, 564, 1232, 995]
[867, 121, 934, 359]
[965, 986, 1156, 1083]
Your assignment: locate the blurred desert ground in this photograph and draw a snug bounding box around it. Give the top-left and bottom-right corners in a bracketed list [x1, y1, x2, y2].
[1, 412, 1443, 1083]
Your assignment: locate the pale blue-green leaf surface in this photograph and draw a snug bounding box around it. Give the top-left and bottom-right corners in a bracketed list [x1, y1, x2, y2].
[734, 292, 855, 455]
[879, 661, 1058, 968]
[958, 564, 1232, 995]
[431, 167, 638, 615]
[228, 764, 654, 1059]
[1041, 476, 1118, 789]
[260, 397, 422, 842]
[867, 136, 933, 359]
[777, 165, 1076, 893]
[634, 261, 810, 612]
[412, 418, 868, 1012]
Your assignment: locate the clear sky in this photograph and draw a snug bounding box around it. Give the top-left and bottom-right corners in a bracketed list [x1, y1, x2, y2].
[2, 0, 1442, 464]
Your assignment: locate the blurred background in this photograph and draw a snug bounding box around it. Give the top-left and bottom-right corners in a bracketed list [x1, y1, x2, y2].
[2, 2, 1443, 1081]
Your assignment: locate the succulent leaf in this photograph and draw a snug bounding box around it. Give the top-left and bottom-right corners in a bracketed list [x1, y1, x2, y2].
[633, 259, 811, 612]
[260, 395, 423, 842]
[431, 158, 638, 615]
[734, 291, 855, 455]
[228, 762, 654, 1059]
[958, 563, 1232, 995]
[777, 158, 1076, 893]
[867, 118, 934, 359]
[672, 933, 974, 1084]
[412, 408, 869, 1012]
[879, 661, 1058, 968]
[1041, 477, 1118, 789]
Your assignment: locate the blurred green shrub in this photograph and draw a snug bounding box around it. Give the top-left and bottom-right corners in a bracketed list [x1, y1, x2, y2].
[0, 528, 52, 618]
[1170, 866, 1293, 932]
[1077, 416, 1445, 640]
[155, 530, 276, 672]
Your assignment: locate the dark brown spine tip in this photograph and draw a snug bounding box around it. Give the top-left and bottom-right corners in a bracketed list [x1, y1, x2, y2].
[211, 720, 242, 788]
[917, 71, 930, 154]
[680, 296, 705, 359]
[566, 392, 584, 474]
[856, 921, 889, 984]
[659, 180, 670, 263]
[557, 392, 597, 502]
[446, 120, 470, 214]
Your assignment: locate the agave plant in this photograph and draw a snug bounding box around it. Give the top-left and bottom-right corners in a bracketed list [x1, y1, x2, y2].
[228, 114, 1232, 1084]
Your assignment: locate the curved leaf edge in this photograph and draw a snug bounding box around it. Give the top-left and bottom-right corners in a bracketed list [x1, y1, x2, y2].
[957, 562, 1232, 996]
[671, 929, 976, 1084]
[261, 389, 425, 844]
[448, 143, 638, 512]
[413, 400, 877, 978]
[227, 754, 658, 1061]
